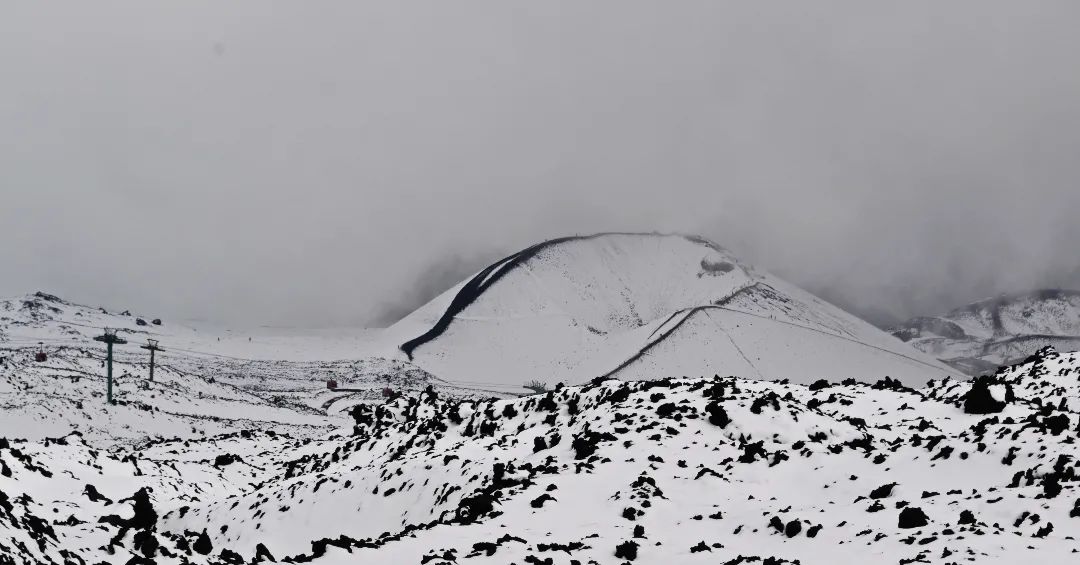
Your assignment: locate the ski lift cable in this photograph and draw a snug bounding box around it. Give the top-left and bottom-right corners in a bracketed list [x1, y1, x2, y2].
[0, 337, 87, 345]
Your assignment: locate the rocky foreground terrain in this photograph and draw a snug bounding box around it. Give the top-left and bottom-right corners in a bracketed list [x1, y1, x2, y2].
[3, 347, 1080, 564]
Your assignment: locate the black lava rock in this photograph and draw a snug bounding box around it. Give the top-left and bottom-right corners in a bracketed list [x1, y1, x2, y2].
[898, 507, 929, 529]
[964, 378, 1006, 415]
[214, 454, 238, 467]
[614, 540, 638, 561]
[869, 483, 897, 499]
[193, 529, 213, 555]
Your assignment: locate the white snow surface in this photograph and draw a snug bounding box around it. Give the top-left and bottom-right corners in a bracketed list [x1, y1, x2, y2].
[0, 292, 508, 446]
[3, 346, 1080, 564]
[393, 233, 952, 387]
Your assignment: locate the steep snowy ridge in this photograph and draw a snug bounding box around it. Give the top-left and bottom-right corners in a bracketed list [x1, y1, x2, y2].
[393, 233, 952, 387]
[892, 289, 1080, 374]
[4, 347, 1080, 564]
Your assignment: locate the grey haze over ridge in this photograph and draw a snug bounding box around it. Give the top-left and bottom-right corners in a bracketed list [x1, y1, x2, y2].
[2, 1, 1079, 328]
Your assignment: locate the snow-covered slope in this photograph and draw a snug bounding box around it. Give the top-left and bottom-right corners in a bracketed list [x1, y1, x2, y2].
[4, 346, 1080, 564]
[392, 233, 952, 387]
[1, 291, 389, 362]
[891, 289, 1080, 375]
[0, 293, 506, 446]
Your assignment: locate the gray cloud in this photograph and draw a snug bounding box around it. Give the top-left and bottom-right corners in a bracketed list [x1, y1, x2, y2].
[2, 1, 1079, 328]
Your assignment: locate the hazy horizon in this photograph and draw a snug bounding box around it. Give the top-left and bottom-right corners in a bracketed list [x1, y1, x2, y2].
[3, 1, 1079, 328]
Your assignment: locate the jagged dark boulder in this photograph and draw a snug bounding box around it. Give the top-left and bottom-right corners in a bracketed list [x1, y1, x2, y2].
[706, 401, 730, 428]
[958, 510, 976, 525]
[964, 378, 1007, 414]
[869, 483, 897, 499]
[614, 540, 638, 561]
[214, 453, 238, 467]
[193, 529, 213, 555]
[898, 507, 929, 529]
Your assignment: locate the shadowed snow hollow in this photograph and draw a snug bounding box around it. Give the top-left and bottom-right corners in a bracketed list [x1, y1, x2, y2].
[392, 233, 951, 386]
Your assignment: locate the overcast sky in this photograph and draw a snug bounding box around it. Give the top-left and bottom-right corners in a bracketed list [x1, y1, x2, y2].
[2, 1, 1079, 328]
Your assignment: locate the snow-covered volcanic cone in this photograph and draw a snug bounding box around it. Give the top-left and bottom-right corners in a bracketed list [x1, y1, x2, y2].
[392, 233, 951, 387]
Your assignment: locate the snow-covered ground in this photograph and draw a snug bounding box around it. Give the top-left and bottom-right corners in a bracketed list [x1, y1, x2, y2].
[10, 234, 1068, 564]
[3, 345, 1079, 564]
[0, 292, 510, 446]
[1, 291, 392, 362]
[892, 289, 1080, 374]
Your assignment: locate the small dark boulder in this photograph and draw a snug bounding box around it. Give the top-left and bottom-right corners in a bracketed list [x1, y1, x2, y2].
[898, 507, 929, 529]
[656, 403, 677, 418]
[614, 540, 638, 561]
[472, 542, 498, 556]
[963, 378, 1006, 414]
[457, 493, 496, 522]
[769, 516, 784, 532]
[193, 529, 213, 555]
[1043, 474, 1063, 499]
[214, 454, 238, 467]
[530, 494, 556, 509]
[253, 543, 276, 563]
[705, 400, 730, 428]
[958, 510, 976, 525]
[125, 488, 158, 530]
[869, 483, 897, 499]
[83, 484, 113, 505]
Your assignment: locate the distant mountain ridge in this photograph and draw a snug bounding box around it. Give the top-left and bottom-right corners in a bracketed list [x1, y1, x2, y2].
[891, 288, 1080, 374]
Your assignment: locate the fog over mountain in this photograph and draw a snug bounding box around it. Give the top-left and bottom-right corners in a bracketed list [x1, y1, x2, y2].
[2, 1, 1079, 327]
